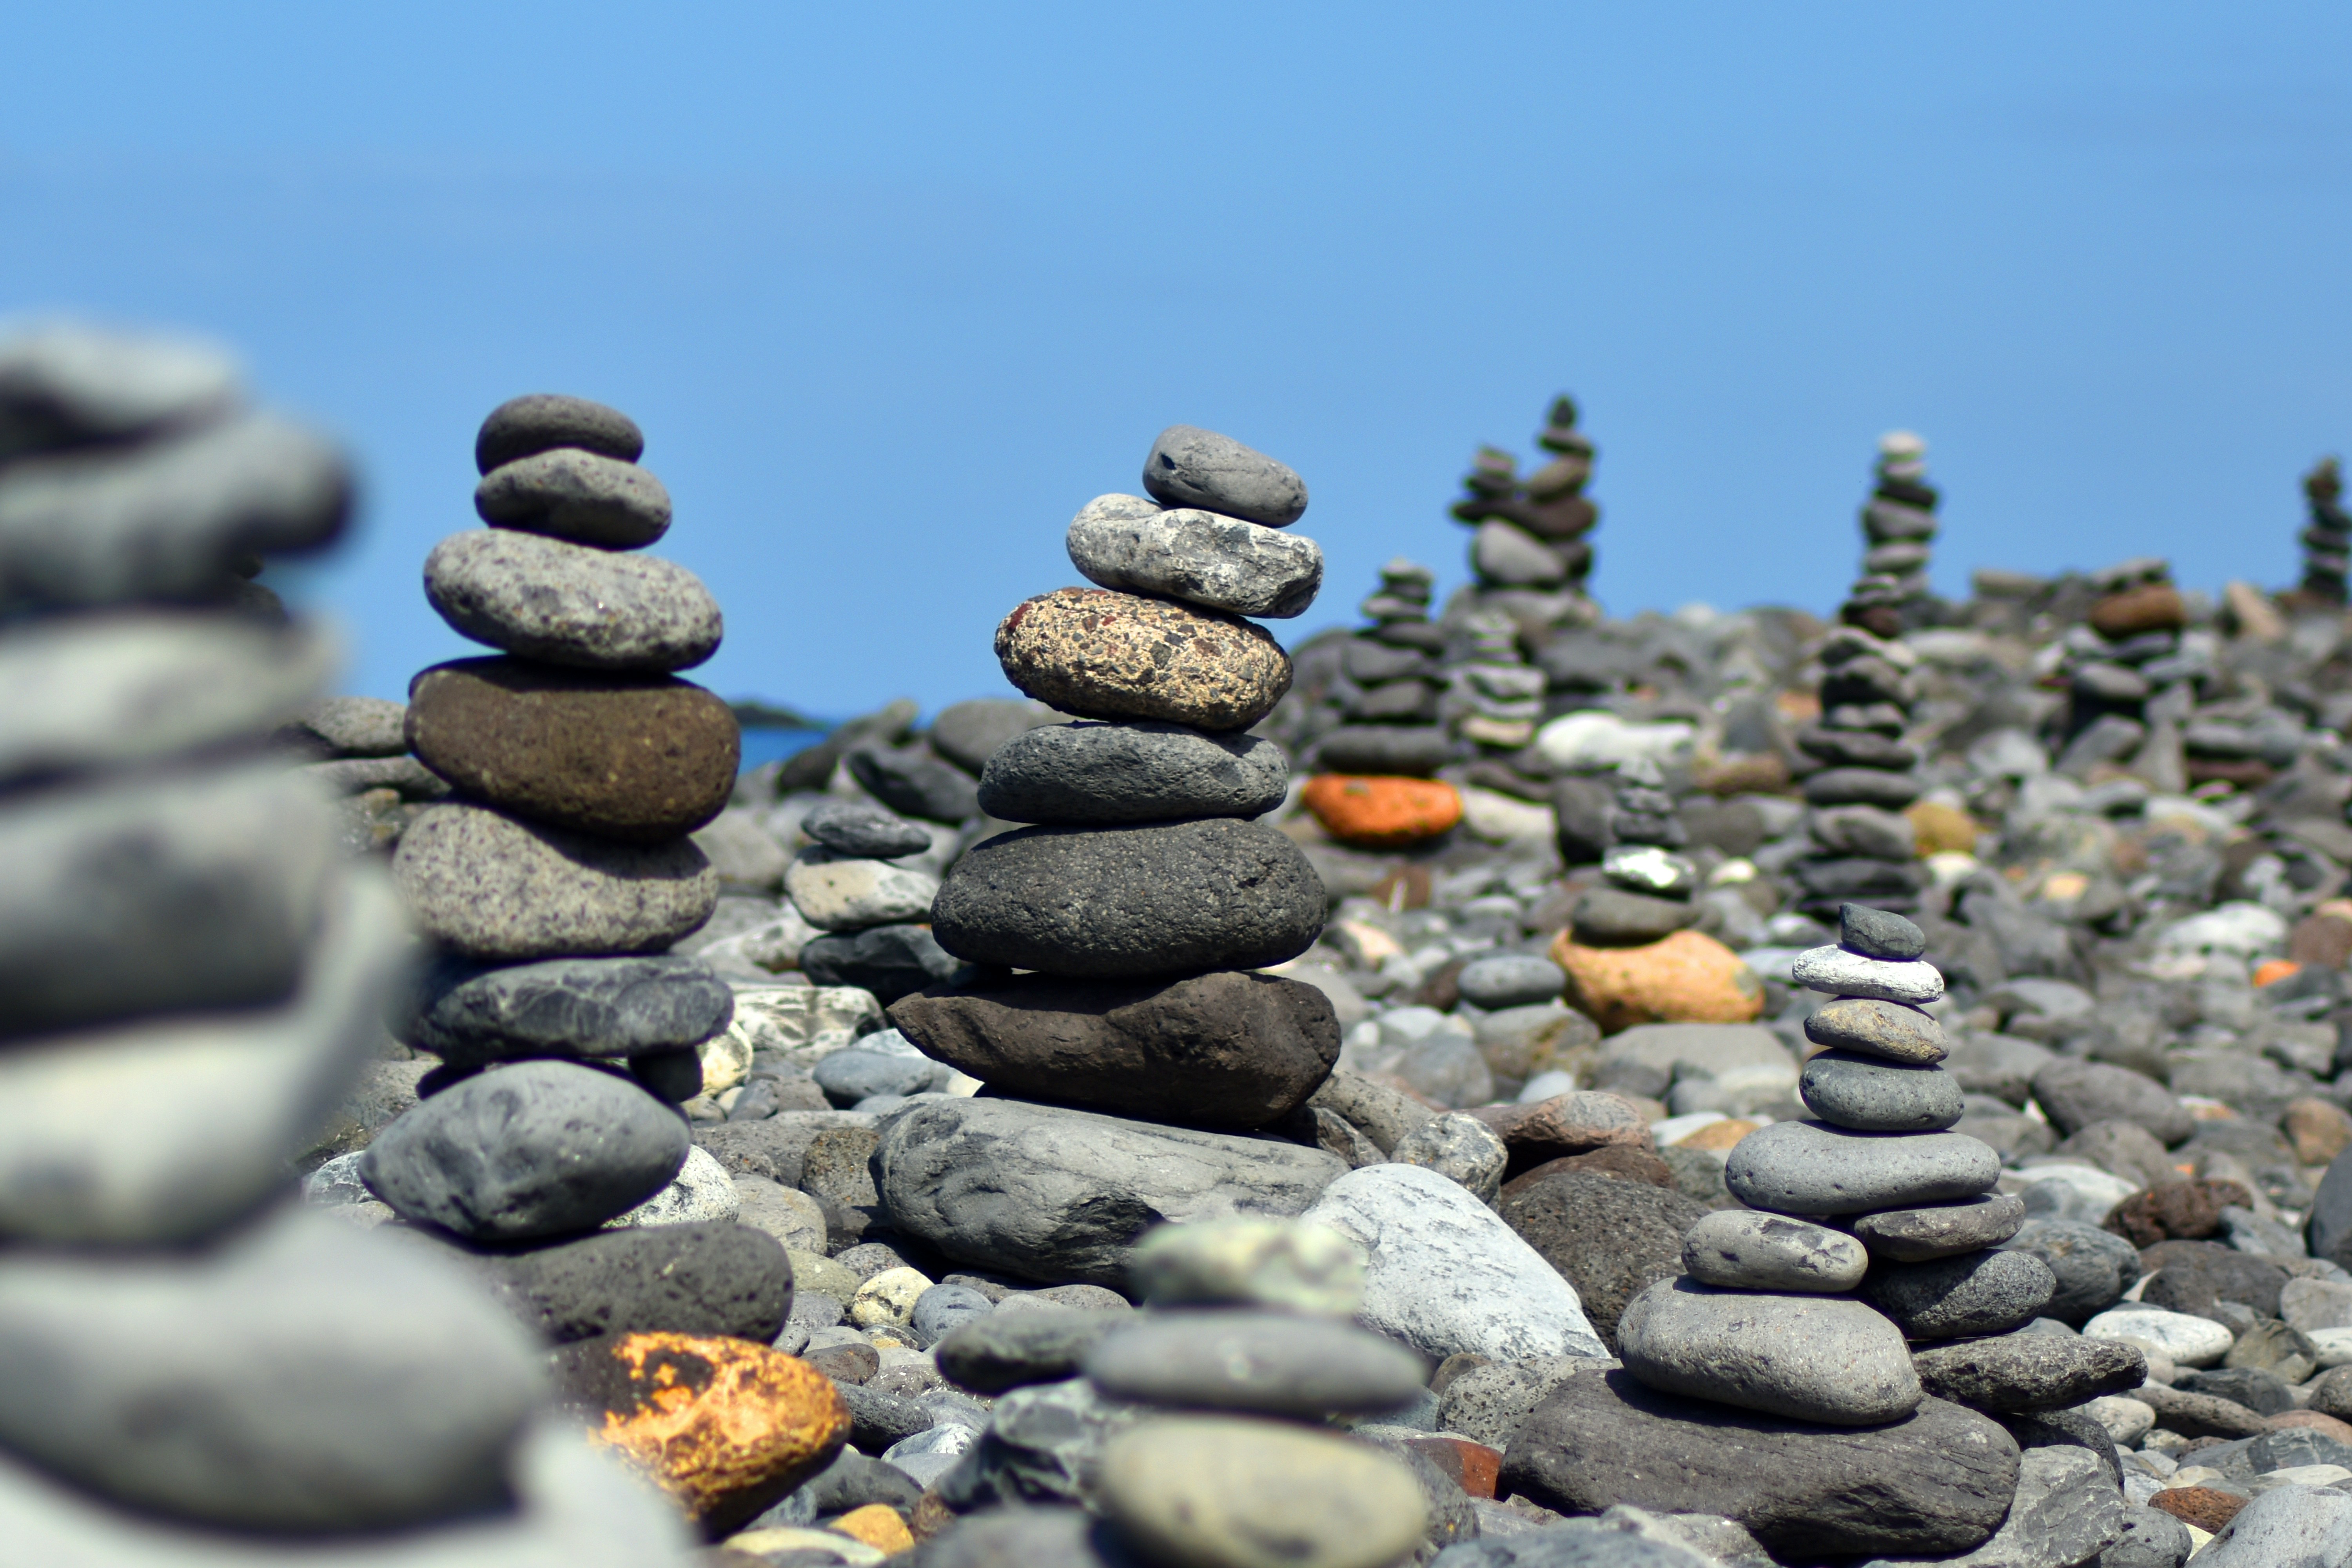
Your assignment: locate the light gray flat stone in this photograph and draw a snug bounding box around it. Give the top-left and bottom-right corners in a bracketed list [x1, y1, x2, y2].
[977, 719, 1289, 825]
[1067, 494, 1323, 618]
[0, 324, 239, 460]
[1617, 1277, 1922, 1425]
[1681, 1210, 1867, 1292]
[1141, 425, 1307, 526]
[784, 848, 939, 931]
[1724, 1120, 2000, 1216]
[424, 529, 721, 672]
[1791, 946, 1944, 1004]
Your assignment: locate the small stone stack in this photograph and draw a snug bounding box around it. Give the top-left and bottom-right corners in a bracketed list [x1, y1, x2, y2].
[1441, 606, 1548, 752]
[376, 395, 849, 1538]
[1858, 431, 1941, 621]
[788, 801, 960, 1004]
[2056, 557, 2193, 783]
[1448, 395, 1602, 613]
[0, 330, 690, 1560]
[2296, 457, 2350, 608]
[1551, 753, 1690, 867]
[1791, 619, 1929, 918]
[1314, 558, 1455, 778]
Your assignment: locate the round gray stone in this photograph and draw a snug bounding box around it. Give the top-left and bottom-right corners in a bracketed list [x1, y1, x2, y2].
[2002, 1220, 2141, 1326]
[1616, 1277, 1922, 1425]
[474, 448, 670, 549]
[2029, 1059, 2194, 1146]
[1853, 1193, 2028, 1263]
[802, 800, 933, 858]
[1681, 1210, 1867, 1293]
[474, 393, 643, 474]
[468, 1220, 792, 1344]
[1802, 996, 1948, 1063]
[389, 954, 735, 1066]
[283, 695, 408, 758]
[911, 1283, 995, 1346]
[1799, 1051, 1964, 1132]
[1084, 1311, 1425, 1417]
[846, 746, 980, 824]
[1863, 1248, 2058, 1340]
[1066, 494, 1324, 619]
[1456, 955, 1568, 1011]
[1840, 904, 1925, 960]
[1141, 425, 1307, 526]
[1724, 1121, 2001, 1216]
[978, 720, 1289, 825]
[392, 801, 719, 961]
[359, 1059, 689, 1241]
[424, 529, 721, 672]
[930, 818, 1324, 978]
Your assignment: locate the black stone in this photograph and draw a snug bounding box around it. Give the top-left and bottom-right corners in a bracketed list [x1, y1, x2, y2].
[800, 923, 965, 1004]
[1842, 903, 1926, 961]
[802, 800, 933, 858]
[472, 1222, 791, 1343]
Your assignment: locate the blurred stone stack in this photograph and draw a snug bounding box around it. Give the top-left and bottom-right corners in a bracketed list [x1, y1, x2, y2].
[2052, 557, 2196, 788]
[1447, 395, 1604, 633]
[1314, 557, 1455, 778]
[1791, 609, 1930, 919]
[1859, 430, 1942, 623]
[2296, 457, 2350, 609]
[0, 329, 691, 1561]
[1443, 606, 1548, 753]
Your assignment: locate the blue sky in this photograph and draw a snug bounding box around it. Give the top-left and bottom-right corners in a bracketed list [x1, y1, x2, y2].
[5, 4, 2349, 715]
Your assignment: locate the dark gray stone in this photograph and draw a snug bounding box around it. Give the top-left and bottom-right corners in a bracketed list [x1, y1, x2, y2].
[2030, 1060, 2194, 1146]
[933, 1377, 1149, 1515]
[1067, 494, 1324, 618]
[2101, 1506, 2193, 1568]
[912, 1283, 995, 1345]
[1141, 425, 1308, 526]
[799, 922, 963, 1004]
[802, 800, 933, 858]
[1724, 1121, 2001, 1215]
[1457, 955, 1569, 1011]
[474, 393, 643, 473]
[1497, 1168, 1710, 1344]
[1501, 1371, 2020, 1558]
[1910, 1330, 2146, 1412]
[977, 720, 1289, 825]
[1313, 723, 1453, 777]
[1083, 1311, 1425, 1417]
[1799, 1051, 1963, 1132]
[1571, 887, 1697, 945]
[899, 1506, 1123, 1567]
[359, 1059, 689, 1241]
[935, 1305, 1122, 1394]
[930, 818, 1325, 978]
[390, 954, 734, 1065]
[474, 448, 668, 549]
[2002, 1221, 2143, 1325]
[847, 746, 981, 824]
[812, 1045, 940, 1106]
[838, 1382, 936, 1452]
[2192, 1486, 2352, 1568]
[468, 1221, 791, 1343]
[930, 698, 1058, 775]
[423, 530, 721, 672]
[1852, 1193, 2027, 1262]
[1841, 903, 1925, 961]
[1802, 768, 1922, 809]
[1864, 1249, 2058, 1340]
[627, 1044, 702, 1103]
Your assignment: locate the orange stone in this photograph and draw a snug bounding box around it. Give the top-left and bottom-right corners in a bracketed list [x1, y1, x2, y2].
[2254, 959, 2302, 988]
[555, 1331, 849, 1539]
[2089, 584, 2187, 639]
[829, 1502, 915, 1554]
[1549, 927, 1764, 1033]
[2148, 1485, 2245, 1534]
[1401, 1435, 1502, 1499]
[1676, 1117, 1760, 1152]
[1301, 775, 1464, 847]
[2285, 1097, 2352, 1167]
[1906, 800, 1982, 857]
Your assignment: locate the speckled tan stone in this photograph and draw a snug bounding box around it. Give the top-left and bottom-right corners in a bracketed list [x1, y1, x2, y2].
[392, 801, 718, 960]
[993, 586, 1290, 733]
[425, 530, 721, 671]
[1549, 928, 1765, 1033]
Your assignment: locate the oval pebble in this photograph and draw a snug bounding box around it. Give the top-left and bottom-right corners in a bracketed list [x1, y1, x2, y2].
[1681, 1209, 1868, 1293]
[1799, 1050, 1964, 1132]
[1100, 1417, 1426, 1568]
[425, 530, 721, 672]
[2083, 1307, 2237, 1369]
[1852, 1193, 2027, 1263]
[474, 393, 643, 473]
[1791, 946, 1945, 1004]
[1067, 494, 1324, 618]
[475, 447, 670, 548]
[994, 587, 1291, 733]
[1086, 1312, 1426, 1417]
[1724, 1120, 2000, 1216]
[1141, 425, 1308, 527]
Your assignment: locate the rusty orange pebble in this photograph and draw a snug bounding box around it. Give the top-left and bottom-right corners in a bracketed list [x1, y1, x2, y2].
[1301, 774, 1463, 846]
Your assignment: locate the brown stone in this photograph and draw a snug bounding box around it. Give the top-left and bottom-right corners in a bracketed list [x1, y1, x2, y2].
[407, 657, 738, 842]
[2089, 585, 2187, 639]
[2148, 1486, 2246, 1534]
[1503, 1146, 1678, 1192]
[888, 969, 1340, 1130]
[2104, 1179, 2252, 1248]
[2290, 912, 2352, 969]
[1403, 1436, 1501, 1500]
[2187, 756, 2275, 791]
[801, 1343, 878, 1386]
[994, 586, 1291, 732]
[2268, 1409, 2352, 1445]
[1906, 800, 1982, 857]
[1470, 1091, 1655, 1160]
[554, 1331, 849, 1538]
[1550, 929, 1765, 1033]
[1674, 1118, 1761, 1152]
[828, 1503, 915, 1553]
[2287, 1097, 2352, 1167]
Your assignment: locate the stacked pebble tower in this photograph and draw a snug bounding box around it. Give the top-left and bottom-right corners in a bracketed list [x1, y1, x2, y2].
[1552, 753, 1688, 867]
[1442, 605, 1548, 752]
[1790, 606, 1929, 919]
[1858, 430, 1940, 620]
[374, 395, 849, 1539]
[1313, 557, 1455, 778]
[2054, 557, 2195, 785]
[1617, 906, 2054, 1432]
[2297, 457, 2350, 607]
[1448, 395, 1602, 611]
[0, 330, 688, 1560]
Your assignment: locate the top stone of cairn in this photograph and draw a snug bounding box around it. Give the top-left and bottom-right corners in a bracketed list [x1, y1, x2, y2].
[1142, 425, 1308, 527]
[474, 393, 645, 475]
[1841, 902, 1925, 962]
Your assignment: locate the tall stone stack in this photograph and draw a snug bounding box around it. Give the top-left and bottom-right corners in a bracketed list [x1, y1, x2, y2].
[2056, 557, 2193, 784]
[1859, 430, 1941, 622]
[1442, 606, 1548, 752]
[1790, 610, 1929, 919]
[0, 331, 689, 1559]
[377, 395, 848, 1538]
[1312, 558, 1455, 778]
[2296, 457, 2350, 608]
[1448, 396, 1602, 616]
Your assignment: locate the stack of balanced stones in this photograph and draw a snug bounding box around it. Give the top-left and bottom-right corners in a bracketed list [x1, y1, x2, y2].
[1791, 617, 1928, 920]
[0, 328, 690, 1561]
[1315, 557, 1455, 778]
[373, 396, 851, 1537]
[2055, 557, 2194, 783]
[2298, 457, 2351, 607]
[1448, 395, 1603, 613]
[1858, 430, 1941, 621]
[1442, 606, 1548, 752]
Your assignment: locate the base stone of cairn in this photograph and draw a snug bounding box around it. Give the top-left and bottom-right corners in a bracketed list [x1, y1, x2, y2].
[889, 423, 1351, 1287]
[0, 329, 695, 1562]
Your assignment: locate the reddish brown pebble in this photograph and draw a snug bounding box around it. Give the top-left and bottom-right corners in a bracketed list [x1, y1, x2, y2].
[2104, 1180, 2254, 1248]
[2148, 1486, 2246, 1534]
[1403, 1436, 1502, 1499]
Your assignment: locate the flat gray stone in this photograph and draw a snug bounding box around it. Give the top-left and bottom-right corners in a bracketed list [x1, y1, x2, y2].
[1800, 1051, 1964, 1132]
[977, 720, 1289, 825]
[1910, 1331, 2146, 1413]
[0, 871, 406, 1245]
[1854, 1194, 2028, 1263]
[1305, 1163, 1609, 1363]
[875, 1097, 1346, 1287]
[1725, 1121, 2000, 1216]
[802, 800, 933, 858]
[2029, 1059, 2194, 1146]
[0, 325, 239, 459]
[1141, 425, 1307, 526]
[0, 411, 350, 608]
[475, 448, 670, 548]
[1617, 1278, 1922, 1424]
[0, 763, 335, 1041]
[1085, 1311, 1425, 1417]
[1312, 722, 1453, 776]
[1067, 494, 1323, 618]
[931, 818, 1323, 978]
[935, 1305, 1122, 1394]
[1802, 997, 1948, 1063]
[360, 1060, 690, 1241]
[1840, 904, 1925, 961]
[1474, 518, 1568, 585]
[1600, 1023, 1797, 1081]
[798, 922, 962, 1004]
[1681, 1210, 1867, 1293]
[0, 611, 334, 786]
[391, 954, 734, 1065]
[1864, 1249, 2058, 1340]
[1802, 768, 1923, 810]
[928, 697, 1058, 775]
[392, 802, 718, 962]
[424, 530, 721, 672]
[1791, 946, 1944, 1004]
[474, 393, 644, 473]
[0, 1207, 545, 1533]
[1457, 954, 1568, 1011]
[1867, 1446, 2126, 1568]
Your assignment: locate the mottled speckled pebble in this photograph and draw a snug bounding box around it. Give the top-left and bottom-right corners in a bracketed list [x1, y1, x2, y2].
[425, 530, 721, 672]
[1066, 494, 1324, 618]
[994, 587, 1291, 733]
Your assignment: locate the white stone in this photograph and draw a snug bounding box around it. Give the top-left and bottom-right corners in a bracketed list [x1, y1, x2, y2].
[603, 1147, 740, 1230]
[2152, 902, 2290, 964]
[717, 986, 886, 1071]
[2083, 1395, 2156, 1445]
[2283, 1277, 2352, 1333]
[1457, 785, 1556, 846]
[2082, 1307, 2234, 1368]
[1532, 710, 1695, 773]
[1301, 1162, 1608, 1363]
[1791, 945, 1945, 1004]
[783, 848, 939, 932]
[879, 1423, 978, 1491]
[2312, 1327, 2352, 1368]
[850, 1265, 934, 1329]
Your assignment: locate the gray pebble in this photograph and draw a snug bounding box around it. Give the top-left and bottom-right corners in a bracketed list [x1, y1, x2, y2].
[1724, 1120, 2000, 1216]
[282, 695, 408, 758]
[1910, 1330, 2147, 1413]
[0, 325, 239, 460]
[1456, 955, 1568, 1011]
[978, 719, 1289, 825]
[1067, 494, 1323, 618]
[1853, 1193, 2028, 1263]
[928, 697, 1058, 775]
[1681, 1210, 1867, 1292]
[1801, 768, 1922, 810]
[1389, 1113, 1508, 1203]
[847, 746, 981, 824]
[1863, 1247, 2057, 1339]
[813, 1047, 940, 1107]
[799, 922, 964, 1004]
[390, 953, 734, 1065]
[424, 530, 721, 672]
[1141, 425, 1308, 526]
[474, 393, 643, 474]
[911, 1283, 995, 1345]
[1840, 903, 1925, 960]
[474, 448, 670, 549]
[802, 800, 933, 858]
[1084, 1311, 1425, 1416]
[935, 1305, 1122, 1394]
[1616, 1277, 1921, 1425]
[1802, 996, 1948, 1063]
[1799, 1051, 1964, 1132]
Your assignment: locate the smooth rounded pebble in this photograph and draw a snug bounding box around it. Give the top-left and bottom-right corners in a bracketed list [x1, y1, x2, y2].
[1681, 1210, 1868, 1293]
[1067, 494, 1324, 618]
[1390, 1113, 1509, 1204]
[0, 324, 239, 458]
[392, 801, 719, 961]
[933, 1306, 1122, 1395]
[425, 530, 722, 672]
[978, 719, 1290, 825]
[1724, 1120, 2000, 1216]
[994, 587, 1292, 733]
[1141, 425, 1309, 527]
[1800, 1051, 1964, 1132]
[1864, 1249, 2058, 1340]
[784, 848, 940, 932]
[391, 953, 735, 1065]
[1791, 946, 1944, 1004]
[1617, 1278, 1922, 1424]
[1128, 1218, 1366, 1318]
[1854, 1193, 2027, 1263]
[405, 657, 739, 841]
[1802, 996, 1949, 1063]
[474, 393, 644, 473]
[473, 1220, 793, 1344]
[802, 800, 933, 858]
[930, 818, 1325, 978]
[1840, 903, 1926, 960]
[1802, 767, 1923, 810]
[1910, 1331, 2147, 1413]
[475, 447, 670, 548]
[1085, 1312, 1426, 1417]
[358, 1059, 690, 1241]
[2082, 1307, 2237, 1368]
[1100, 1417, 1426, 1568]
[1457, 954, 1569, 1011]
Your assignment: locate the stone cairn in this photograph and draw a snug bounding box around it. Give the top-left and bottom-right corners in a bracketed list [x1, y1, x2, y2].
[1441, 606, 1549, 753]
[1313, 557, 1455, 779]
[1858, 430, 1941, 622]
[2296, 456, 2350, 608]
[1448, 395, 1602, 615]
[0, 330, 689, 1559]
[2054, 557, 2194, 787]
[1789, 589, 1930, 919]
[370, 394, 850, 1539]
